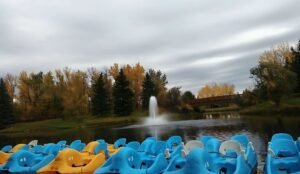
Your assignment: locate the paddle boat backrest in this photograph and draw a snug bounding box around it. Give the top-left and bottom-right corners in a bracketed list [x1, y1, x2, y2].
[164, 144, 183, 159]
[1, 145, 12, 153]
[28, 140, 38, 147]
[271, 133, 294, 142]
[269, 139, 298, 158]
[94, 147, 144, 174]
[70, 140, 86, 152]
[166, 136, 182, 150]
[57, 140, 67, 147]
[138, 137, 156, 152]
[147, 152, 168, 174]
[219, 140, 246, 160]
[205, 138, 221, 153]
[94, 143, 108, 155]
[231, 134, 249, 148]
[150, 141, 166, 155]
[42, 144, 60, 156]
[114, 138, 127, 149]
[200, 135, 216, 146]
[82, 141, 99, 154]
[70, 140, 81, 146]
[183, 140, 204, 156]
[109, 147, 142, 170]
[127, 141, 140, 150]
[97, 139, 106, 144]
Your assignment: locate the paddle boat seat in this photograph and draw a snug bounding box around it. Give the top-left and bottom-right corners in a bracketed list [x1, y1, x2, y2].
[28, 140, 38, 148]
[126, 141, 141, 150]
[266, 134, 300, 174]
[183, 140, 204, 155]
[164, 140, 202, 173]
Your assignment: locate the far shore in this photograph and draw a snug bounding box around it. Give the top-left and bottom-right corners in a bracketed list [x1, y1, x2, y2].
[1, 95, 299, 138]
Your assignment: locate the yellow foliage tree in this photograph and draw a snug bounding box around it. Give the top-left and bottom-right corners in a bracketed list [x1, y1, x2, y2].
[197, 83, 235, 98]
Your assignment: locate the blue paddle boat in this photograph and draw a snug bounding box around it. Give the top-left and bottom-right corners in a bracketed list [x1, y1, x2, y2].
[265, 133, 300, 174]
[0, 143, 60, 173]
[164, 134, 257, 174]
[94, 147, 168, 174]
[94, 136, 183, 174]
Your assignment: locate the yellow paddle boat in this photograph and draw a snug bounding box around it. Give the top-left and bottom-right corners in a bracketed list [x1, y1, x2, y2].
[38, 141, 120, 174]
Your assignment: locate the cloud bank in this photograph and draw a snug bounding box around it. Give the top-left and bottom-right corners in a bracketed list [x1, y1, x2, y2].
[1, 0, 300, 93]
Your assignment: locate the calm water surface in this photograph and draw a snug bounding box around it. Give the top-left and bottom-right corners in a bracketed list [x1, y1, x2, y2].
[1, 115, 300, 173]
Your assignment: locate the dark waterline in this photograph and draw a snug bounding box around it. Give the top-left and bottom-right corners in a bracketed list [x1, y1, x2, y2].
[1, 115, 300, 173]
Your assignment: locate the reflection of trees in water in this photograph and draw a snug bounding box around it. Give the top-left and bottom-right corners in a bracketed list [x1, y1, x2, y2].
[243, 116, 300, 140]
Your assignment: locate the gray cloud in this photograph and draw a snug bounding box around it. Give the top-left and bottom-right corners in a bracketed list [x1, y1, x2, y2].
[0, 0, 299, 94]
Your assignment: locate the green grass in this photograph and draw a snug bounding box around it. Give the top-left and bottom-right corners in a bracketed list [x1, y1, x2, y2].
[0, 111, 148, 136]
[240, 96, 300, 116]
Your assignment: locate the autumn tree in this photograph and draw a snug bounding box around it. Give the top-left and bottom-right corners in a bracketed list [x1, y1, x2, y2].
[197, 83, 235, 98]
[58, 68, 89, 118]
[42, 72, 63, 118]
[4, 74, 17, 100]
[250, 45, 297, 106]
[0, 78, 15, 128]
[142, 72, 156, 109]
[17, 71, 45, 120]
[91, 73, 112, 116]
[113, 69, 134, 116]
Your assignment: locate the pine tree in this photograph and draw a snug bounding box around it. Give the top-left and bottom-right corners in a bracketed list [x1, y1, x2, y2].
[0, 78, 15, 128]
[113, 69, 134, 116]
[142, 73, 156, 109]
[91, 73, 111, 116]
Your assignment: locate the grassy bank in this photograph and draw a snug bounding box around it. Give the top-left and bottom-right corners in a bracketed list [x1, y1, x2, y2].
[0, 111, 147, 136]
[240, 97, 300, 116]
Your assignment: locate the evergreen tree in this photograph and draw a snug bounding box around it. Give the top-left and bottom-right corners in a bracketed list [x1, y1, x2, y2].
[113, 69, 134, 116]
[91, 73, 111, 116]
[142, 73, 156, 109]
[0, 78, 15, 128]
[181, 91, 195, 104]
[291, 39, 300, 92]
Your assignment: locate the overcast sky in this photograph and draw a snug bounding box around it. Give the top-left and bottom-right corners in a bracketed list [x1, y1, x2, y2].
[1, 0, 300, 94]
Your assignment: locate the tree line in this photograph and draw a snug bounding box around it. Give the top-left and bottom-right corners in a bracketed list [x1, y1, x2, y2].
[0, 63, 198, 128]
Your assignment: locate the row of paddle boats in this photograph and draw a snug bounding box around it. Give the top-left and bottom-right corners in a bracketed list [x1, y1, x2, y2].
[0, 133, 297, 174]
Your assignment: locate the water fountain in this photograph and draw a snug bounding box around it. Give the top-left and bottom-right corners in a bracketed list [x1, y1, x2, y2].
[149, 96, 158, 120]
[144, 96, 167, 125]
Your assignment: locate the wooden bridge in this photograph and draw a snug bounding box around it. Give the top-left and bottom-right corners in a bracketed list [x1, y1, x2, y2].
[189, 94, 239, 108]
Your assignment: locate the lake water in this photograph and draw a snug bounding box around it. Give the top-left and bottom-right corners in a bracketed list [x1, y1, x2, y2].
[1, 115, 300, 173]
